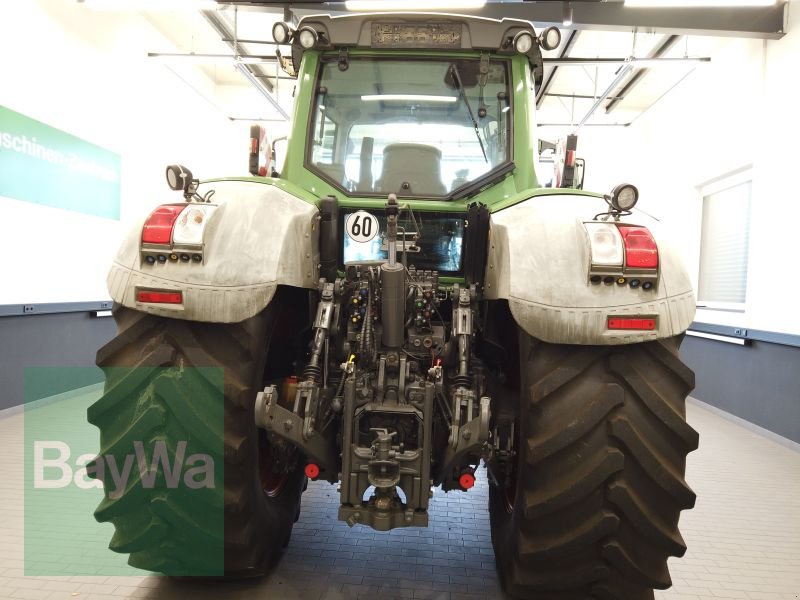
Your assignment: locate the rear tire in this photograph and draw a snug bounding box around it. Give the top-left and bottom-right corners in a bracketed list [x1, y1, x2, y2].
[489, 333, 698, 600]
[89, 302, 305, 577]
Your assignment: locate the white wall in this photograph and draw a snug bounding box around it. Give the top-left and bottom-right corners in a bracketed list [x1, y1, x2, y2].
[577, 1, 800, 336]
[0, 0, 247, 304]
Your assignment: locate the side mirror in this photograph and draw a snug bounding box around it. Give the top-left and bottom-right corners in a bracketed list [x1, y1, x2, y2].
[554, 134, 581, 189]
[249, 125, 272, 177]
[271, 136, 288, 177]
[574, 158, 586, 190]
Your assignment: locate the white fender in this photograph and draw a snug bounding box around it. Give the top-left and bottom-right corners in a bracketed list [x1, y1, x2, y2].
[484, 194, 695, 345]
[107, 180, 319, 323]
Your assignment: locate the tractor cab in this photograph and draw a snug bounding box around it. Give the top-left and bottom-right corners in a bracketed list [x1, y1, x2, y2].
[251, 13, 562, 202]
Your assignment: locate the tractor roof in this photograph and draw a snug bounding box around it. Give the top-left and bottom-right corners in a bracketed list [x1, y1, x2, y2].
[295, 12, 537, 52]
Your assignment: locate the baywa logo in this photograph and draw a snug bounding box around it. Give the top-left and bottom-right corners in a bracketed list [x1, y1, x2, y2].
[34, 440, 216, 499]
[24, 366, 225, 576]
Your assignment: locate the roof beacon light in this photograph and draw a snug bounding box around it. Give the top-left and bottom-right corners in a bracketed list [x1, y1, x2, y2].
[272, 22, 292, 45]
[513, 31, 534, 54]
[297, 26, 318, 49]
[610, 183, 639, 212]
[539, 27, 562, 51]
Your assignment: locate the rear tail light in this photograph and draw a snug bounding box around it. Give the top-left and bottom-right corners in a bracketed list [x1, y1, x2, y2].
[141, 205, 185, 245]
[584, 223, 624, 266]
[608, 317, 656, 330]
[618, 225, 659, 268]
[172, 205, 218, 245]
[142, 203, 217, 250]
[136, 290, 183, 304]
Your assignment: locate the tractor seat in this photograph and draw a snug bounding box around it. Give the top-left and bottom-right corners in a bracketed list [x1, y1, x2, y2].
[378, 143, 446, 196]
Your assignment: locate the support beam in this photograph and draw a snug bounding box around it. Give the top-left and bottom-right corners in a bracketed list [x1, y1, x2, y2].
[536, 29, 578, 109]
[577, 63, 633, 130]
[222, 37, 278, 45]
[539, 122, 630, 127]
[605, 34, 680, 114]
[201, 9, 290, 120]
[234, 62, 291, 120]
[544, 56, 709, 65]
[242, 1, 787, 40]
[546, 93, 624, 101]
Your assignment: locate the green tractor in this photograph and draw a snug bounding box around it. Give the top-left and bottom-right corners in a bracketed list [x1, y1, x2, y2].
[90, 13, 698, 600]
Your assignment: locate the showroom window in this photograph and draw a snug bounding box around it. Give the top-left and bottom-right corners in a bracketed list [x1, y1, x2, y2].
[697, 171, 753, 308]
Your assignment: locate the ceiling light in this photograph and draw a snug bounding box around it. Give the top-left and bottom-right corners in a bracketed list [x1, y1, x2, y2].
[345, 0, 486, 10]
[361, 94, 457, 103]
[562, 2, 573, 27]
[625, 0, 775, 6]
[77, 0, 218, 10]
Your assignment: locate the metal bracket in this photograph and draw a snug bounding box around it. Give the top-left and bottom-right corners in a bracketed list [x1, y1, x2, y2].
[255, 385, 338, 481]
[439, 395, 491, 488]
[338, 47, 350, 71]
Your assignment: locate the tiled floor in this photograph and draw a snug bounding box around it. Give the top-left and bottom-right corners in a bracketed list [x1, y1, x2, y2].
[1, 397, 799, 600]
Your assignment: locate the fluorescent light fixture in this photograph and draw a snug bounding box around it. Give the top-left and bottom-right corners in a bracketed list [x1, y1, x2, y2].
[78, 0, 218, 10]
[346, 0, 485, 10]
[625, 0, 775, 6]
[361, 94, 457, 103]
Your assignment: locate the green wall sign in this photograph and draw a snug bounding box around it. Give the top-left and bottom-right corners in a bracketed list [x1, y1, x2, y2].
[0, 105, 121, 220]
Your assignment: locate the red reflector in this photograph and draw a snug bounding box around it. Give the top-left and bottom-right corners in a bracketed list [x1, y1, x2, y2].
[142, 205, 184, 245]
[304, 463, 320, 479]
[608, 317, 656, 331]
[137, 290, 183, 304]
[459, 472, 476, 490]
[566, 149, 576, 168]
[617, 226, 658, 269]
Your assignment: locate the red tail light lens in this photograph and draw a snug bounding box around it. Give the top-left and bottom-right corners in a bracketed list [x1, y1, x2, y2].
[137, 290, 183, 304]
[617, 225, 658, 269]
[608, 317, 656, 330]
[142, 205, 185, 245]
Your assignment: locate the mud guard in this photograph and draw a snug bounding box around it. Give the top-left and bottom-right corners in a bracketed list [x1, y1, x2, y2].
[483, 194, 695, 345]
[107, 180, 319, 323]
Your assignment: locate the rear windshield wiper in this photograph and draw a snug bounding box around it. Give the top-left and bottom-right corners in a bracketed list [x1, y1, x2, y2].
[449, 63, 488, 163]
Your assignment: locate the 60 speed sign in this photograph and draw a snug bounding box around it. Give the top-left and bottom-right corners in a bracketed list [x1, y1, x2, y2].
[345, 210, 379, 243]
